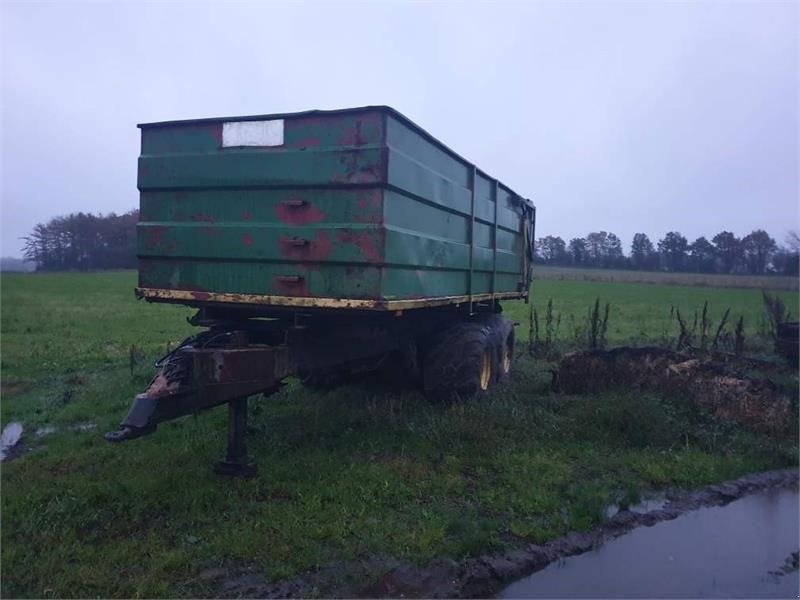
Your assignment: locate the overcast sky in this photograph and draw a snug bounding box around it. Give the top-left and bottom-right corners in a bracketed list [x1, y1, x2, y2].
[2, 1, 797, 257]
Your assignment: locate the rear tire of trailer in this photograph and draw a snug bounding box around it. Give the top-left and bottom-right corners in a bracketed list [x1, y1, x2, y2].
[475, 314, 515, 383]
[422, 322, 495, 402]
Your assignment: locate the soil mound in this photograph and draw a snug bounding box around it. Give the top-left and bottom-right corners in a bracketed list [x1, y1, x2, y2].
[554, 347, 795, 434]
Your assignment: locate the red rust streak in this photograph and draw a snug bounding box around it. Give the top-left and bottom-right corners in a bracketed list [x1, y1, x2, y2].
[334, 151, 382, 184]
[278, 231, 333, 262]
[338, 114, 381, 146]
[355, 189, 383, 223]
[195, 122, 222, 146]
[274, 196, 325, 225]
[145, 226, 167, 249]
[273, 274, 310, 297]
[293, 137, 321, 148]
[337, 230, 383, 264]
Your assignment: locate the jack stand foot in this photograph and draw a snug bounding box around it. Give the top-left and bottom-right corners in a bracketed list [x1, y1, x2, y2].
[214, 397, 257, 478]
[213, 458, 257, 478]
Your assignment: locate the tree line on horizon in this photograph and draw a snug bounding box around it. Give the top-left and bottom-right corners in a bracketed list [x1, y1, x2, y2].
[535, 230, 799, 276]
[22, 210, 138, 271]
[19, 209, 800, 277]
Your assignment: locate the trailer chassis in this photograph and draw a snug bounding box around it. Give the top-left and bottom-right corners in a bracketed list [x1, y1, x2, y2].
[106, 302, 515, 476]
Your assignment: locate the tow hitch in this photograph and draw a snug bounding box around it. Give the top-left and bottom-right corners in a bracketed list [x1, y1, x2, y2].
[105, 330, 289, 477]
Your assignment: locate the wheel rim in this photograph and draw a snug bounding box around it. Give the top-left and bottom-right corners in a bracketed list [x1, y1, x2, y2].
[502, 342, 512, 374]
[479, 349, 492, 391]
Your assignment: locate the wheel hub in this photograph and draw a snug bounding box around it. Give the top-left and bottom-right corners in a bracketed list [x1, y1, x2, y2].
[479, 349, 492, 391]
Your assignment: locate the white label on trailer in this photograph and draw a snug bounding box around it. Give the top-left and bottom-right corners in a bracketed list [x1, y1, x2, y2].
[222, 119, 284, 147]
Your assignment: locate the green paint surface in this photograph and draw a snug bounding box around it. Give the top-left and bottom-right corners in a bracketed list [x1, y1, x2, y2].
[137, 107, 532, 301]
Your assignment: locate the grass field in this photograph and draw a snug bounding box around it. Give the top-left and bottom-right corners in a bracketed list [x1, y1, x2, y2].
[534, 264, 799, 291]
[1, 271, 797, 597]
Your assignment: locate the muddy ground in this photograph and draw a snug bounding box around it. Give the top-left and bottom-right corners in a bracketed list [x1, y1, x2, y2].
[199, 468, 799, 598]
[555, 346, 796, 435]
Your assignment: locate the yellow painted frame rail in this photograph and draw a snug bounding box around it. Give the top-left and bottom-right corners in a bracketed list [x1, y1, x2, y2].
[135, 287, 527, 311]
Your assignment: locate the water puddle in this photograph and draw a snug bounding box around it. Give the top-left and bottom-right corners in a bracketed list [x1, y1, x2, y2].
[70, 422, 96, 432]
[33, 422, 96, 438]
[0, 422, 23, 461]
[35, 426, 57, 438]
[501, 487, 799, 599]
[1, 421, 98, 463]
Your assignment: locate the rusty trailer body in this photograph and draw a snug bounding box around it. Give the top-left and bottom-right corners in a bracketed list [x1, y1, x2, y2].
[109, 107, 536, 476]
[136, 106, 535, 312]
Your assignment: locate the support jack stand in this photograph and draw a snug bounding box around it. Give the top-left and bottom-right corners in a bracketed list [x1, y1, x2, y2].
[213, 397, 257, 478]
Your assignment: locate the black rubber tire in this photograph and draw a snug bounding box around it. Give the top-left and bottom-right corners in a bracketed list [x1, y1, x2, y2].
[422, 322, 494, 402]
[474, 314, 515, 383]
[299, 354, 388, 390]
[298, 368, 347, 390]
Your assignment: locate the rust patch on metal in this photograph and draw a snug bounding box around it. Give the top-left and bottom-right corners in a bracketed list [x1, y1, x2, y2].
[273, 273, 310, 297]
[338, 114, 382, 146]
[274, 196, 325, 225]
[334, 150, 383, 184]
[355, 189, 383, 224]
[278, 231, 333, 261]
[191, 291, 213, 301]
[145, 372, 181, 398]
[145, 226, 167, 249]
[293, 136, 321, 148]
[242, 233, 253, 247]
[241, 210, 253, 221]
[343, 265, 382, 296]
[344, 120, 364, 147]
[337, 229, 383, 264]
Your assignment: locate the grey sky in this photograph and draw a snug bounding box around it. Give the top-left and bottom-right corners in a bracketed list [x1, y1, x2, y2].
[2, 1, 797, 257]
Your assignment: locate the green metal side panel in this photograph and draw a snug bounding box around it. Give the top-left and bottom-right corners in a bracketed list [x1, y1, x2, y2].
[139, 258, 382, 299]
[382, 114, 525, 297]
[136, 106, 533, 305]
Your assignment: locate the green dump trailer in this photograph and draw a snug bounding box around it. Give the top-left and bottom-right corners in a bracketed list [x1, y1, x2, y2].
[108, 106, 536, 476]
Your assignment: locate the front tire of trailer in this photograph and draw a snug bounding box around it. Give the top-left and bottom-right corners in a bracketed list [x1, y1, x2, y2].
[422, 322, 495, 402]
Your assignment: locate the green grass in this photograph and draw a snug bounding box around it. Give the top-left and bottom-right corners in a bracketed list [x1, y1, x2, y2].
[1, 271, 797, 597]
[534, 264, 799, 291]
[510, 277, 797, 351]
